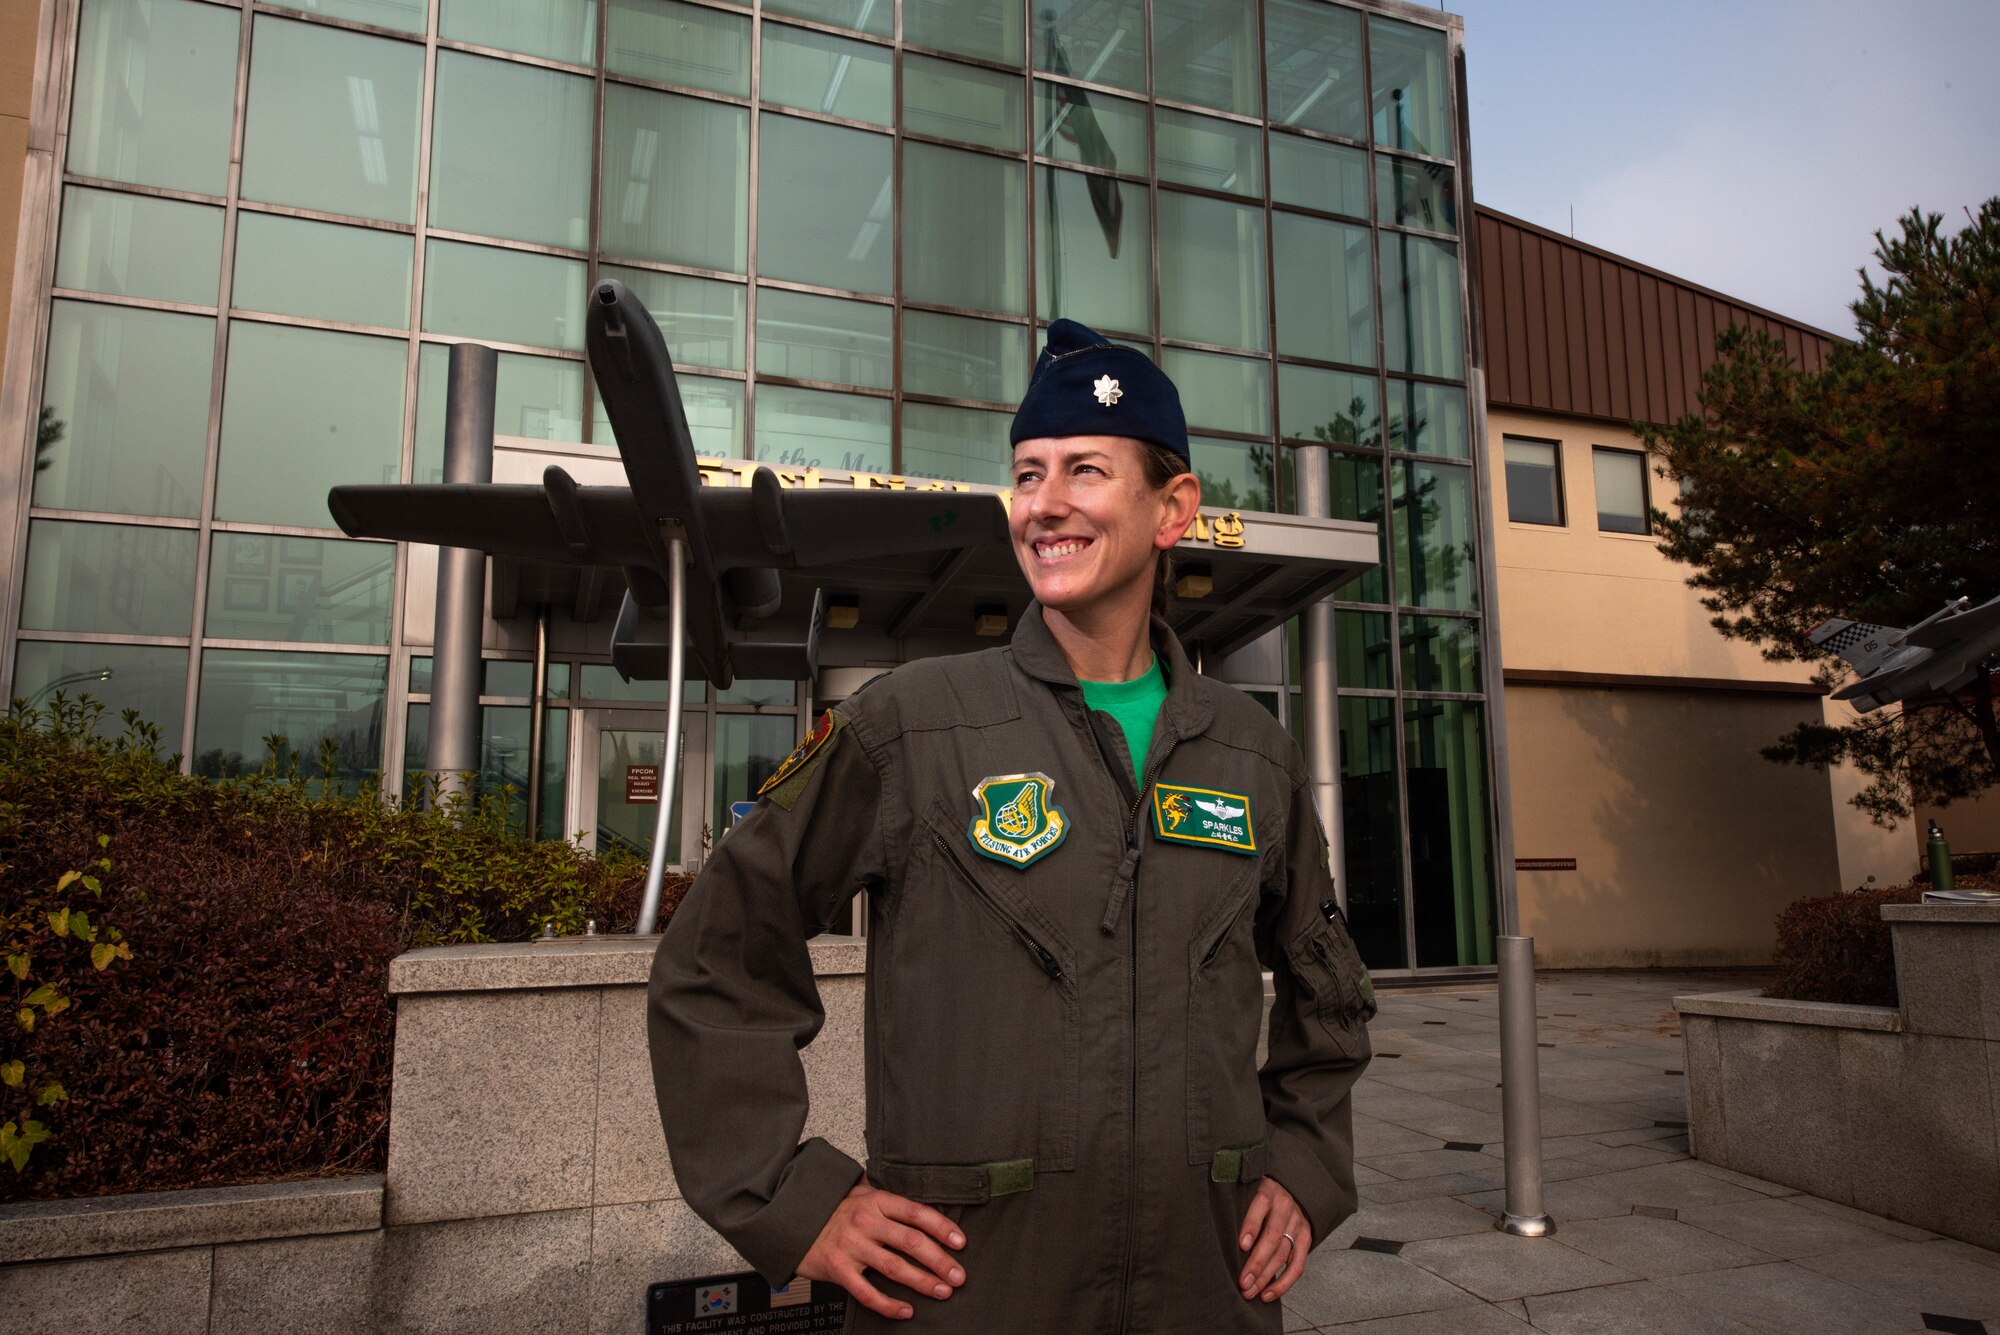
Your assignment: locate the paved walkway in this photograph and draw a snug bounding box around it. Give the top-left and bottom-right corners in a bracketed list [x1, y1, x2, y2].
[1285, 970, 2000, 1334]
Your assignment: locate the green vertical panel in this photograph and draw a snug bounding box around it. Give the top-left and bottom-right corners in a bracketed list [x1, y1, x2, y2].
[55, 187, 224, 305]
[607, 0, 750, 93]
[1264, 0, 1365, 139]
[1161, 348, 1270, 437]
[753, 385, 890, 474]
[755, 289, 893, 390]
[1334, 610, 1391, 690]
[903, 54, 1025, 152]
[1338, 694, 1406, 969]
[901, 311, 1030, 405]
[764, 0, 889, 39]
[1272, 212, 1375, 367]
[233, 214, 414, 329]
[20, 520, 197, 637]
[1033, 0, 1144, 95]
[12, 641, 189, 745]
[205, 535, 395, 646]
[600, 266, 745, 371]
[1033, 80, 1146, 171]
[1380, 232, 1464, 378]
[68, 0, 239, 195]
[903, 143, 1027, 315]
[1278, 364, 1379, 447]
[421, 239, 587, 350]
[1391, 459, 1476, 611]
[903, 0, 1023, 66]
[712, 714, 799, 843]
[1154, 108, 1262, 198]
[441, 0, 597, 66]
[1036, 166, 1150, 335]
[900, 402, 1012, 487]
[1377, 157, 1457, 234]
[1369, 17, 1455, 159]
[1269, 134, 1368, 216]
[193, 649, 389, 784]
[1399, 615, 1481, 693]
[1386, 379, 1467, 459]
[1403, 698, 1494, 967]
[758, 115, 893, 294]
[262, 0, 426, 34]
[430, 51, 593, 248]
[1151, 0, 1260, 116]
[1327, 451, 1386, 605]
[601, 88, 749, 271]
[760, 24, 891, 125]
[1157, 191, 1266, 351]
[1188, 436, 1273, 515]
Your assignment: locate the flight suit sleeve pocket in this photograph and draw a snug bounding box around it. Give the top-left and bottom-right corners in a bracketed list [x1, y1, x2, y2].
[1285, 916, 1376, 1057]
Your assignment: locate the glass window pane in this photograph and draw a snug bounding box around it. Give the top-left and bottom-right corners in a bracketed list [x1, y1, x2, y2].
[903, 143, 1026, 315]
[756, 289, 892, 390]
[1152, 0, 1260, 116]
[481, 660, 533, 697]
[601, 266, 744, 371]
[1036, 166, 1149, 334]
[1370, 16, 1454, 159]
[595, 374, 743, 458]
[36, 301, 213, 519]
[1273, 212, 1374, 367]
[423, 239, 587, 351]
[1158, 192, 1265, 352]
[607, 0, 749, 93]
[193, 649, 388, 782]
[713, 713, 801, 846]
[902, 310, 1029, 404]
[758, 115, 892, 295]
[55, 187, 223, 306]
[1392, 459, 1477, 611]
[1033, 80, 1144, 172]
[408, 702, 568, 838]
[1033, 0, 1144, 95]
[602, 87, 748, 272]
[1161, 347, 1269, 436]
[579, 663, 673, 702]
[68, 0, 238, 195]
[1401, 614, 1481, 694]
[241, 17, 424, 224]
[13, 641, 188, 745]
[261, 0, 426, 34]
[903, 54, 1023, 152]
[206, 535, 393, 646]
[416, 346, 586, 479]
[1377, 157, 1457, 234]
[1328, 451, 1386, 604]
[1380, 233, 1462, 379]
[1270, 133, 1368, 216]
[1264, 0, 1364, 139]
[1405, 698, 1494, 967]
[1279, 364, 1378, 447]
[753, 385, 889, 474]
[900, 402, 1010, 486]
[1189, 436, 1272, 514]
[215, 323, 407, 527]
[441, 0, 596, 66]
[765, 0, 889, 39]
[1335, 608, 1391, 690]
[717, 680, 796, 706]
[1387, 379, 1466, 459]
[1155, 108, 1261, 198]
[760, 23, 891, 125]
[233, 213, 413, 329]
[1503, 438, 1561, 526]
[20, 519, 197, 636]
[903, 0, 1021, 66]
[430, 51, 592, 248]
[1593, 447, 1649, 534]
[1338, 693, 1406, 969]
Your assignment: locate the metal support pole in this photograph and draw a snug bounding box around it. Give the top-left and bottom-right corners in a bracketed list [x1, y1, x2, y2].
[1293, 444, 1348, 909]
[635, 537, 688, 935]
[429, 343, 497, 805]
[1497, 934, 1554, 1237]
[525, 606, 549, 839]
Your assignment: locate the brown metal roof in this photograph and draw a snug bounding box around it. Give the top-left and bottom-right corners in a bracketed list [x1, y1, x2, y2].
[1472, 206, 1845, 426]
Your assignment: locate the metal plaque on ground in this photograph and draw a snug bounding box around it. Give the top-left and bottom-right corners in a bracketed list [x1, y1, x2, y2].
[647, 1273, 846, 1334]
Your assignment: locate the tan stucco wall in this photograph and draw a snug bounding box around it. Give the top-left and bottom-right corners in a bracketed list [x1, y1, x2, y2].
[1505, 682, 1844, 968]
[1917, 788, 2000, 859]
[0, 0, 38, 380]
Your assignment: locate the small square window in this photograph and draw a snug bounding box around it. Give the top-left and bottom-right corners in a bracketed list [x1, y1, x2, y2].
[1503, 438, 1562, 526]
[1593, 446, 1650, 534]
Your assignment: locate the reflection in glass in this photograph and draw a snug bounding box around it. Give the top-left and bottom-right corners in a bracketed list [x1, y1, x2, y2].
[215, 323, 406, 527]
[1377, 157, 1457, 234]
[405, 703, 569, 839]
[13, 641, 190, 745]
[416, 346, 586, 479]
[1264, 0, 1365, 139]
[760, 23, 891, 126]
[1152, 0, 1260, 116]
[900, 403, 1010, 487]
[1037, 167, 1148, 334]
[20, 520, 197, 637]
[902, 311, 1029, 405]
[602, 88, 748, 273]
[234, 213, 412, 329]
[1388, 380, 1467, 459]
[758, 116, 893, 295]
[1269, 133, 1369, 217]
[717, 680, 795, 706]
[423, 239, 587, 350]
[1273, 212, 1374, 367]
[1405, 698, 1493, 967]
[579, 664, 679, 702]
[713, 714, 799, 845]
[1380, 233, 1463, 379]
[206, 535, 393, 646]
[1328, 452, 1387, 604]
[430, 51, 592, 248]
[1189, 437, 1272, 514]
[1335, 609, 1391, 690]
[36, 301, 212, 519]
[1033, 80, 1145, 172]
[1279, 364, 1378, 446]
[1338, 694, 1406, 969]
[1161, 348, 1269, 437]
[262, 0, 425, 34]
[753, 385, 889, 474]
[756, 289, 892, 390]
[56, 188, 223, 306]
[601, 266, 744, 371]
[1401, 615, 1481, 694]
[1155, 109, 1262, 197]
[593, 724, 682, 861]
[607, 0, 748, 93]
[903, 143, 1026, 315]
[1502, 439, 1561, 526]
[903, 0, 1022, 66]
[1593, 447, 1649, 534]
[241, 17, 423, 224]
[68, 0, 238, 196]
[441, 0, 596, 66]
[1392, 460, 1476, 611]
[1158, 192, 1266, 351]
[595, 375, 743, 458]
[1033, 0, 1144, 95]
[903, 54, 1024, 152]
[1370, 17, 1455, 159]
[192, 649, 388, 783]
[765, 0, 890, 39]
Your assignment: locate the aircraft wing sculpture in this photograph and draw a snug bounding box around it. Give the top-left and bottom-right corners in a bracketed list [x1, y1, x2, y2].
[1811, 594, 2000, 713]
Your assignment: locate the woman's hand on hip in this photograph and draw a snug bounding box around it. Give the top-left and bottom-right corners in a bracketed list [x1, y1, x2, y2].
[798, 1180, 967, 1321]
[1237, 1177, 1310, 1303]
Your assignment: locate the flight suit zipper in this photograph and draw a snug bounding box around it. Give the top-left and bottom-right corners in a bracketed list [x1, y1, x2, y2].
[929, 832, 1064, 980]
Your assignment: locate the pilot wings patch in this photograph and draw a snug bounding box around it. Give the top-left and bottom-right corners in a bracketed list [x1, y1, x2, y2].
[1152, 783, 1256, 855]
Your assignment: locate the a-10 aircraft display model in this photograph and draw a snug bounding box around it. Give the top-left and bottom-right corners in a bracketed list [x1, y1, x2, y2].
[1811, 594, 2000, 713]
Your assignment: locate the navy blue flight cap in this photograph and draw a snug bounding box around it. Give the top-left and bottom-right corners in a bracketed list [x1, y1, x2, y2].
[1010, 318, 1189, 464]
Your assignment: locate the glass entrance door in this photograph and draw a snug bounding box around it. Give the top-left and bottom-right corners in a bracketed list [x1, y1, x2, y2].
[571, 709, 708, 869]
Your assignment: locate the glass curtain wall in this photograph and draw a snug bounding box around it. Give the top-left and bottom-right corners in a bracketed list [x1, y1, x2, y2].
[13, 0, 1495, 968]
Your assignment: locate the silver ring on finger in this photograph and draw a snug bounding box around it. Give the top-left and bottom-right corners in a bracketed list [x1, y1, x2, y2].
[1281, 1232, 1297, 1257]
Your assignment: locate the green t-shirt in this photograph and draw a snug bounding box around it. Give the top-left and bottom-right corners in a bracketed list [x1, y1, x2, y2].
[1080, 655, 1167, 789]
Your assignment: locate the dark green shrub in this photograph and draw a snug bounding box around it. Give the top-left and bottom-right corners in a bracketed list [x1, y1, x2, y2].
[1768, 886, 1924, 1007]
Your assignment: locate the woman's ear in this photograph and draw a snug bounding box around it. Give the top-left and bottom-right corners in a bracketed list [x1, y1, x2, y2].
[1155, 470, 1202, 550]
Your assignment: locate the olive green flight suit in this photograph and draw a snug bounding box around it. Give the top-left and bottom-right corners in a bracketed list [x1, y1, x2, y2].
[649, 604, 1376, 1334]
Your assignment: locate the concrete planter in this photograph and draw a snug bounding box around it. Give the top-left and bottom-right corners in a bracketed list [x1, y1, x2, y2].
[1674, 903, 2000, 1250]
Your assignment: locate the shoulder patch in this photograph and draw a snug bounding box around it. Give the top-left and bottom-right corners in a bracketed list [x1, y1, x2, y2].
[759, 710, 843, 810]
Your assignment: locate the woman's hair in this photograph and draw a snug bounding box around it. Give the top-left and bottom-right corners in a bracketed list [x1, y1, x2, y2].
[1138, 442, 1193, 621]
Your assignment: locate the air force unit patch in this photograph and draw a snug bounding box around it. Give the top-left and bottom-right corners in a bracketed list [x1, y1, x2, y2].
[757, 710, 840, 810]
[968, 772, 1069, 868]
[1152, 783, 1256, 855]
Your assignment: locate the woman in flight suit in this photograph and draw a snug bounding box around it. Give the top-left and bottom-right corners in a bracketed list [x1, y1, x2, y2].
[649, 319, 1376, 1333]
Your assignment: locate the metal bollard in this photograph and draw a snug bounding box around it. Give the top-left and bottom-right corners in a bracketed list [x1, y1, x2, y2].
[1497, 934, 1555, 1237]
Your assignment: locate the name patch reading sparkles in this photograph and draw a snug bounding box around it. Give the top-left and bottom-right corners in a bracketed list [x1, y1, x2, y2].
[967, 773, 1070, 868]
[1152, 784, 1256, 855]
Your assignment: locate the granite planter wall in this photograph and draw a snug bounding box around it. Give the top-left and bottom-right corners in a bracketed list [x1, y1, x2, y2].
[0, 935, 867, 1335]
[1674, 903, 2000, 1250]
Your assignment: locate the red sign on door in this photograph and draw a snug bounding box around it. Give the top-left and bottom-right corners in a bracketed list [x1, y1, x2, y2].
[625, 764, 660, 804]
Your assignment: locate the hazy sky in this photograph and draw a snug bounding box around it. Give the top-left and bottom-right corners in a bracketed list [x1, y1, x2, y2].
[1445, 0, 1999, 335]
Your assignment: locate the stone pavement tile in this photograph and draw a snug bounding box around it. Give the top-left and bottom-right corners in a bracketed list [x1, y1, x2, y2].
[1592, 1125, 1690, 1147]
[1793, 1240, 2000, 1319]
[1683, 1159, 1799, 1196]
[1354, 1088, 1507, 1143]
[1361, 1169, 1506, 1205]
[1353, 1162, 1394, 1187]
[1351, 1115, 1446, 1156]
[1363, 1147, 1506, 1181]
[1570, 1160, 1767, 1212]
[1534, 1100, 1664, 1139]
[1365, 1064, 1501, 1095]
[1660, 1260, 1921, 1335]
[1337, 1197, 1497, 1244]
[1399, 1230, 1636, 1302]
[1281, 1248, 1486, 1328]
[1676, 1197, 1918, 1260]
[1552, 1213, 1779, 1279]
[1561, 1142, 1690, 1173]
[1312, 1303, 1535, 1332]
[1787, 1194, 1940, 1242]
[1522, 1278, 1763, 1334]
[1458, 1177, 1639, 1223]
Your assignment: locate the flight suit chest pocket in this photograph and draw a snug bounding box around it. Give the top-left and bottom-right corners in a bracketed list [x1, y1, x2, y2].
[1184, 876, 1265, 1167]
[1286, 913, 1376, 1061]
